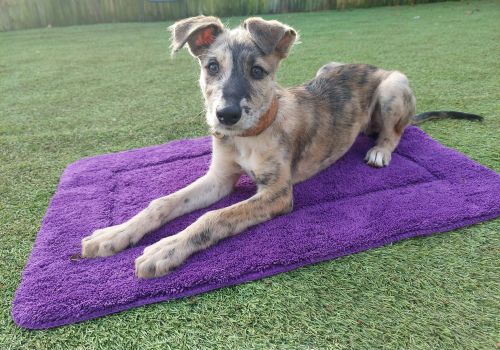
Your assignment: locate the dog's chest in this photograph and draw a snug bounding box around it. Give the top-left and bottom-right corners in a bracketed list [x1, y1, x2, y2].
[233, 137, 277, 175]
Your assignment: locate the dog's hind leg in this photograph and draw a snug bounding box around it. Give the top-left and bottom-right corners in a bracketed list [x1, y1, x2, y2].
[365, 72, 416, 167]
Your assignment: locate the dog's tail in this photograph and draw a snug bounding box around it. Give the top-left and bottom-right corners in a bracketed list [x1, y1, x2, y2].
[411, 111, 483, 124]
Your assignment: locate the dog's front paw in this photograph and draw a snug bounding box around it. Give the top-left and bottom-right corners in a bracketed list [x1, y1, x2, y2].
[365, 146, 392, 168]
[135, 236, 187, 279]
[82, 224, 133, 258]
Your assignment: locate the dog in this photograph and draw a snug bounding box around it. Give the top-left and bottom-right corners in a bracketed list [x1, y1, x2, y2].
[81, 16, 482, 278]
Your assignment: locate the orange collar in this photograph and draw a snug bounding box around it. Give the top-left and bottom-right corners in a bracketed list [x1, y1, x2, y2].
[211, 97, 279, 139]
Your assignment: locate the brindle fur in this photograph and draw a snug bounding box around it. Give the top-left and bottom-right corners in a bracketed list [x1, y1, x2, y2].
[82, 16, 418, 278]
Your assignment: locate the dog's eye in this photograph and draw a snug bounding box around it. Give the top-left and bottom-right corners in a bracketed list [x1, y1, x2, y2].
[250, 66, 265, 79]
[207, 62, 219, 75]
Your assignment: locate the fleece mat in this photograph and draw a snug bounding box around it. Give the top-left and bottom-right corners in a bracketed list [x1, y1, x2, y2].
[12, 126, 500, 329]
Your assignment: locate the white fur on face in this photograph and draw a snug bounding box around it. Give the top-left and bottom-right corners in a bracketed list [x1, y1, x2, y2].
[198, 38, 231, 131]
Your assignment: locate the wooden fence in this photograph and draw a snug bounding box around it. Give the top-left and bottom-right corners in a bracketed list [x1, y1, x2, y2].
[0, 0, 444, 31]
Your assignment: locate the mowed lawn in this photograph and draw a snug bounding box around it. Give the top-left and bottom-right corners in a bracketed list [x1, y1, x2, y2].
[1, 1, 499, 349]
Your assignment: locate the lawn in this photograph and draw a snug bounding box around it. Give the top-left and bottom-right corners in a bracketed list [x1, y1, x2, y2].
[1, 1, 499, 349]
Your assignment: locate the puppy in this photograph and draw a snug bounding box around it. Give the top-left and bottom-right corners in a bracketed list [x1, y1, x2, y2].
[81, 16, 481, 278]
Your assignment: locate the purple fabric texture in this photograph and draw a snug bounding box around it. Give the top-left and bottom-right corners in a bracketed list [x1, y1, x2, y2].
[12, 126, 500, 329]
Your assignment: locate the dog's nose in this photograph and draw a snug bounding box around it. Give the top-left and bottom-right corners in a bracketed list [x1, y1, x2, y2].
[216, 105, 241, 126]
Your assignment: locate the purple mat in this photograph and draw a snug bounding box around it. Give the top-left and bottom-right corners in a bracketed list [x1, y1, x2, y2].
[12, 126, 500, 329]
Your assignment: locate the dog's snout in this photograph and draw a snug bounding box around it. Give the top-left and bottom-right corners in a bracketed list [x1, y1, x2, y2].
[216, 105, 241, 125]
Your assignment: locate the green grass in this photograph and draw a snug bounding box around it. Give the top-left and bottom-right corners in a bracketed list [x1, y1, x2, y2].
[1, 1, 499, 349]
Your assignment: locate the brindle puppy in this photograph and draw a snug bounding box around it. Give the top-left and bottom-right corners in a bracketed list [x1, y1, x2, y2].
[81, 16, 482, 278]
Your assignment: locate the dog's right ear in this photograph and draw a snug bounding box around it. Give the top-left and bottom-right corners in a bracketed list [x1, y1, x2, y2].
[169, 16, 224, 57]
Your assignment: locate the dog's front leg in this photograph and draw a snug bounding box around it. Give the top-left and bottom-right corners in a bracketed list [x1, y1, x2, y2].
[135, 179, 293, 278]
[81, 157, 241, 258]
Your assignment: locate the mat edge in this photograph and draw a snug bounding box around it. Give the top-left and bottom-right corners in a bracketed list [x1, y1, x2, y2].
[12, 211, 500, 330]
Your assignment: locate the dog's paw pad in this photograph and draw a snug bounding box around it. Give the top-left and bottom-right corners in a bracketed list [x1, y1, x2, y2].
[135, 254, 178, 279]
[135, 238, 185, 278]
[81, 226, 131, 258]
[365, 147, 391, 168]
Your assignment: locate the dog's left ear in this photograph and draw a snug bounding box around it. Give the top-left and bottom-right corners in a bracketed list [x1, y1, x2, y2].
[243, 17, 297, 59]
[169, 16, 224, 57]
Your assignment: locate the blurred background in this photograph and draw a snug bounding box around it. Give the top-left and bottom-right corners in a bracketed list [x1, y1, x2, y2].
[0, 0, 446, 31]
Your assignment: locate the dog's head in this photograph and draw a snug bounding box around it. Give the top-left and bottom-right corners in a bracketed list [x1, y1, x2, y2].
[170, 16, 297, 136]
